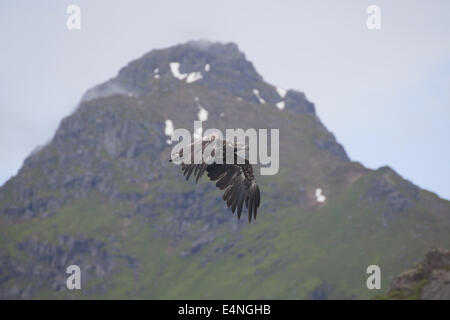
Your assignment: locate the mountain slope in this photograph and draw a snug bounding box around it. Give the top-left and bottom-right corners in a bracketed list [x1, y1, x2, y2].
[0, 40, 449, 299]
[378, 248, 450, 300]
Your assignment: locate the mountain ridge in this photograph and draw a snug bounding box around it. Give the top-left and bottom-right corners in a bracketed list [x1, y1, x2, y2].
[81, 40, 318, 116]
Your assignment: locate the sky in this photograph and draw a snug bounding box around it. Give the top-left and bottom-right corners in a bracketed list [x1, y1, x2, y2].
[0, 0, 449, 199]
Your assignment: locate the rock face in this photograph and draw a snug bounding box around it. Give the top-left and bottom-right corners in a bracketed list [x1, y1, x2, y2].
[0, 236, 123, 299]
[364, 166, 420, 220]
[0, 40, 449, 299]
[383, 248, 450, 300]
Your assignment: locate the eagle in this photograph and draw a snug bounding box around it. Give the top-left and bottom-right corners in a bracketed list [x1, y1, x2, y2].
[170, 134, 261, 222]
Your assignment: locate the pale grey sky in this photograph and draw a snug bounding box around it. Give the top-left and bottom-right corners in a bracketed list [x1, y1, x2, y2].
[0, 0, 449, 199]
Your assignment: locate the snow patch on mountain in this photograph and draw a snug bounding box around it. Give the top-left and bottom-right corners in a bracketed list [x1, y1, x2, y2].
[164, 120, 174, 145]
[315, 188, 326, 203]
[169, 62, 187, 80]
[192, 98, 209, 139]
[276, 101, 285, 110]
[198, 106, 208, 121]
[170, 62, 203, 83]
[276, 87, 287, 98]
[253, 89, 265, 104]
[186, 72, 203, 83]
[153, 68, 160, 79]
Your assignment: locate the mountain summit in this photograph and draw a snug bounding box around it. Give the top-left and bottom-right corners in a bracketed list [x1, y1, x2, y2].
[83, 40, 317, 115]
[0, 41, 449, 299]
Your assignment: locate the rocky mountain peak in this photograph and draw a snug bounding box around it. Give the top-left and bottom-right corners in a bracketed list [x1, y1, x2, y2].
[82, 40, 315, 115]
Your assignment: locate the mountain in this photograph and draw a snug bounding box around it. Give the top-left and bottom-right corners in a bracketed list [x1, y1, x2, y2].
[378, 248, 450, 299]
[0, 40, 449, 299]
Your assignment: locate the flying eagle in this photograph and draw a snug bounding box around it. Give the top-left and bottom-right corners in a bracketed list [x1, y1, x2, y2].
[170, 134, 261, 222]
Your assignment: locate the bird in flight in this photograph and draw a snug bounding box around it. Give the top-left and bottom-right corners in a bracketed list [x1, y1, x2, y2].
[170, 134, 261, 222]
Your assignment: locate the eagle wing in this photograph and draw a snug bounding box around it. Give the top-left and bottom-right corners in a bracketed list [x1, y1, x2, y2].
[179, 138, 216, 183]
[206, 162, 260, 222]
[178, 138, 261, 222]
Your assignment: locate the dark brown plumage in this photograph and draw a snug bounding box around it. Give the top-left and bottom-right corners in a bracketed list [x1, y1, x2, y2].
[171, 135, 261, 222]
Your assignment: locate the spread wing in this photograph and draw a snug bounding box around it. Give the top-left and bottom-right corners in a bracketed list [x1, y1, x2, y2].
[176, 137, 261, 222]
[179, 137, 216, 183]
[206, 162, 260, 222]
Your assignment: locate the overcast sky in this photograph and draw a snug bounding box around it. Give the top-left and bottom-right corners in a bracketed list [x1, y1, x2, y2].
[0, 0, 449, 199]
